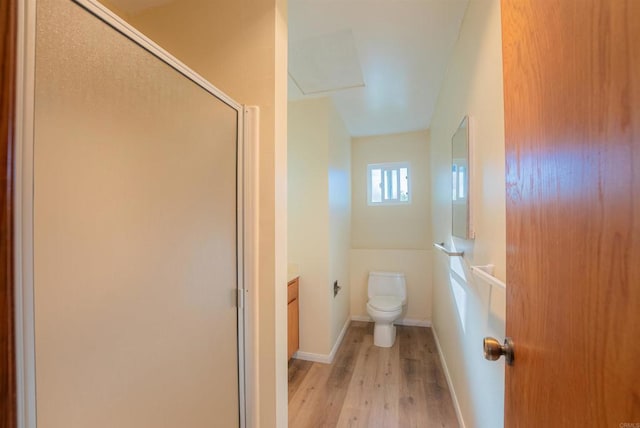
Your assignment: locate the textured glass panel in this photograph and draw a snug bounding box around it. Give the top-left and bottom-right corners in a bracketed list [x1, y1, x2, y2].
[33, 1, 239, 427]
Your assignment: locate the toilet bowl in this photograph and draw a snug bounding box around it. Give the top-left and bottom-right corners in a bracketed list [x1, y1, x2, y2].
[366, 271, 406, 347]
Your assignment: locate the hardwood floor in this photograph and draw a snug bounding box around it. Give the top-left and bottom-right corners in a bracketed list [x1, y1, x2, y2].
[288, 322, 459, 428]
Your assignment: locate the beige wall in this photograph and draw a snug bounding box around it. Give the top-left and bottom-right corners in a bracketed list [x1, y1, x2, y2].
[328, 104, 352, 346]
[351, 131, 431, 250]
[126, 2, 288, 426]
[350, 131, 432, 323]
[288, 98, 331, 355]
[288, 98, 351, 358]
[98, 0, 133, 21]
[429, 0, 506, 427]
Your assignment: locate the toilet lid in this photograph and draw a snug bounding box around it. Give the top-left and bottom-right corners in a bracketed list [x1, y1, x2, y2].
[368, 295, 402, 312]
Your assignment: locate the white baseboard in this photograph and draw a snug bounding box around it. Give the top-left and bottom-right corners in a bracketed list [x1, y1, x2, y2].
[350, 315, 371, 323]
[293, 350, 332, 364]
[328, 317, 351, 363]
[294, 317, 351, 365]
[432, 326, 466, 428]
[396, 318, 432, 327]
[350, 315, 432, 327]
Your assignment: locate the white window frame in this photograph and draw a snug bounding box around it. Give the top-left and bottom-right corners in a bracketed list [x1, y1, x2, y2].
[367, 162, 411, 206]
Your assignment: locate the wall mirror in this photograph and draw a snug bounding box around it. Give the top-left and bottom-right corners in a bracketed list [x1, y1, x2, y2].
[452, 116, 474, 239]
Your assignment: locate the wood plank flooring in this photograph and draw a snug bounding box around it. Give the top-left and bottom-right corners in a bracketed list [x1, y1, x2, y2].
[288, 322, 459, 428]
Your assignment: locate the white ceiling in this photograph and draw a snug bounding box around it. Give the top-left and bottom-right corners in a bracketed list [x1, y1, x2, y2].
[289, 30, 365, 95]
[289, 0, 468, 137]
[105, 0, 468, 137]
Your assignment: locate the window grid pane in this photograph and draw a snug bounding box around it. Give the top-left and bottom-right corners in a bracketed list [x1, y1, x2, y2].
[400, 168, 408, 201]
[368, 162, 411, 205]
[383, 169, 390, 200]
[391, 169, 398, 199]
[371, 168, 382, 203]
[452, 164, 458, 201]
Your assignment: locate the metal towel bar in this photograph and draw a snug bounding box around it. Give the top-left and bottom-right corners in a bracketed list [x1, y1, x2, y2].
[470, 265, 507, 289]
[433, 242, 464, 257]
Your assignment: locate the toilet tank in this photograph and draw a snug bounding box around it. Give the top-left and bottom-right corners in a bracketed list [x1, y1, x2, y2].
[368, 271, 406, 303]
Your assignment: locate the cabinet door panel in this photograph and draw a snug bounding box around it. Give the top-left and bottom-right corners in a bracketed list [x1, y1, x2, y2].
[288, 300, 299, 360]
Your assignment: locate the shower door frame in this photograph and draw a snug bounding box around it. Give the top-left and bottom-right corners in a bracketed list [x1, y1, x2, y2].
[13, 1, 254, 427]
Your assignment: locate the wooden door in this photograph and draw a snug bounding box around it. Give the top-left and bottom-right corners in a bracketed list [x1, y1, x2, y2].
[1, 0, 17, 426]
[502, 0, 640, 426]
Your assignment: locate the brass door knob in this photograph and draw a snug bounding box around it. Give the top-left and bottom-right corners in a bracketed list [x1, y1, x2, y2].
[483, 337, 514, 365]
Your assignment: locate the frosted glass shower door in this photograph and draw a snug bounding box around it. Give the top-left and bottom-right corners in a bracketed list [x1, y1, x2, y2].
[32, 0, 241, 426]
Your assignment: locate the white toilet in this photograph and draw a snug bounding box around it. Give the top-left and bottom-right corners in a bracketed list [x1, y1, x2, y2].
[366, 271, 407, 347]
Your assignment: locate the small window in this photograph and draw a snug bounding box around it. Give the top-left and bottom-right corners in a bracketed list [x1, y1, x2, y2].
[367, 162, 410, 205]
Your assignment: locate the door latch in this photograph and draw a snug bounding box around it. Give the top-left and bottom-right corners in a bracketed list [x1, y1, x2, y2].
[483, 337, 515, 365]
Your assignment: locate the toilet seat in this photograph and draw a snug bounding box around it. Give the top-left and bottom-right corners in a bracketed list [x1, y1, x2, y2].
[366, 271, 406, 347]
[368, 295, 402, 312]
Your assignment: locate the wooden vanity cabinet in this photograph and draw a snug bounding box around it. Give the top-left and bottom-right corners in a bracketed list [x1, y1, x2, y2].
[287, 277, 299, 360]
